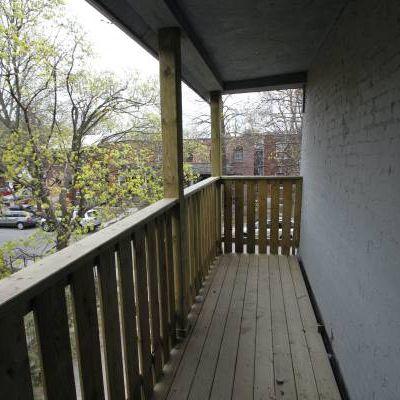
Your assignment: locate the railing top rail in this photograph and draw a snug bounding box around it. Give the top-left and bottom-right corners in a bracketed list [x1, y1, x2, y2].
[221, 175, 303, 181]
[184, 176, 220, 198]
[0, 197, 177, 318]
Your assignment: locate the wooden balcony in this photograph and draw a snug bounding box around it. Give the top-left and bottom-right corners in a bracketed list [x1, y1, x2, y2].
[0, 176, 341, 400]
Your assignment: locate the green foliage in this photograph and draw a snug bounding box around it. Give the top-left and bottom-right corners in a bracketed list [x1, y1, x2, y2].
[0, 248, 10, 279]
[0, 0, 164, 250]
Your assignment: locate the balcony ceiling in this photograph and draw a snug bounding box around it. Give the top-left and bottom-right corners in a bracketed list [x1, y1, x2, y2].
[88, 0, 348, 100]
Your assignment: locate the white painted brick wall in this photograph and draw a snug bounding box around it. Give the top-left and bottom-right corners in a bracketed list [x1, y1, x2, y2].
[300, 0, 400, 398]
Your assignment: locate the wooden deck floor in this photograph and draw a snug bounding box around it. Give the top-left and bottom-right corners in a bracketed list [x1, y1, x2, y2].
[154, 254, 341, 400]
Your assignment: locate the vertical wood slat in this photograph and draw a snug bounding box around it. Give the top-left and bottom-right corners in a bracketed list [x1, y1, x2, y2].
[282, 181, 293, 255]
[189, 196, 196, 299]
[0, 313, 34, 400]
[247, 181, 256, 253]
[258, 181, 268, 254]
[216, 181, 222, 253]
[97, 248, 125, 400]
[34, 282, 77, 400]
[193, 194, 201, 291]
[207, 186, 212, 262]
[270, 181, 280, 254]
[117, 237, 141, 400]
[156, 216, 170, 362]
[207, 186, 211, 262]
[133, 228, 153, 399]
[224, 181, 232, 253]
[146, 221, 163, 380]
[293, 179, 303, 252]
[71, 264, 105, 400]
[202, 189, 207, 275]
[165, 212, 176, 348]
[235, 181, 244, 253]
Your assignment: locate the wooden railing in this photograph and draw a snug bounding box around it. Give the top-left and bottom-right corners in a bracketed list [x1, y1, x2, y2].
[183, 177, 220, 314]
[0, 175, 302, 399]
[221, 176, 303, 255]
[0, 177, 221, 400]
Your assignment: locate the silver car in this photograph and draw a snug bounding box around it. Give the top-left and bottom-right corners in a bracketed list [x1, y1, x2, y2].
[0, 210, 37, 230]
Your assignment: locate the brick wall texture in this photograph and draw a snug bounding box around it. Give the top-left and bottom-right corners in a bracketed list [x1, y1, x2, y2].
[300, 0, 400, 398]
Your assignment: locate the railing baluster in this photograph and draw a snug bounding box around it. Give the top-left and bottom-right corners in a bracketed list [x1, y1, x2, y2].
[146, 221, 163, 380]
[71, 263, 105, 400]
[165, 212, 176, 348]
[117, 237, 141, 399]
[247, 180, 256, 253]
[258, 180, 268, 253]
[282, 181, 293, 255]
[235, 181, 244, 253]
[156, 216, 170, 363]
[224, 181, 233, 253]
[133, 228, 153, 399]
[293, 179, 303, 253]
[34, 282, 77, 400]
[0, 313, 34, 399]
[270, 181, 280, 254]
[97, 248, 125, 400]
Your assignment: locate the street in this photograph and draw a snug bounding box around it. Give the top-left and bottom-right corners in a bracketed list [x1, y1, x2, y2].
[0, 226, 39, 247]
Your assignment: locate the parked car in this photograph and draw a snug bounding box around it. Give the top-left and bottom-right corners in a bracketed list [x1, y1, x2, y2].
[40, 209, 101, 232]
[0, 210, 38, 230]
[0, 187, 13, 196]
[8, 205, 38, 216]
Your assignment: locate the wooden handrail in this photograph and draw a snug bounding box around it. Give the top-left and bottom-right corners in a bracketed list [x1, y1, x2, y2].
[0, 198, 178, 317]
[221, 175, 303, 181]
[184, 176, 220, 198]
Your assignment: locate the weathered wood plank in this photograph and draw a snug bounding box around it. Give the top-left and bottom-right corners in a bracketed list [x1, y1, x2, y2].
[258, 181, 268, 254]
[232, 254, 258, 399]
[224, 181, 233, 253]
[153, 254, 221, 400]
[279, 255, 319, 399]
[0, 313, 34, 400]
[71, 264, 105, 400]
[97, 248, 125, 400]
[156, 217, 170, 363]
[210, 92, 222, 176]
[235, 181, 244, 253]
[117, 237, 141, 400]
[133, 228, 153, 399]
[187, 254, 240, 400]
[165, 212, 176, 348]
[147, 221, 163, 380]
[247, 181, 256, 253]
[269, 254, 297, 400]
[282, 181, 293, 255]
[209, 254, 249, 400]
[167, 255, 232, 400]
[254, 254, 275, 400]
[288, 256, 341, 400]
[216, 182, 222, 254]
[270, 181, 280, 254]
[34, 282, 77, 400]
[293, 180, 303, 252]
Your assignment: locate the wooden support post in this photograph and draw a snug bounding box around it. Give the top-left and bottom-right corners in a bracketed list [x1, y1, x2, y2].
[159, 27, 188, 334]
[210, 92, 222, 176]
[210, 91, 223, 253]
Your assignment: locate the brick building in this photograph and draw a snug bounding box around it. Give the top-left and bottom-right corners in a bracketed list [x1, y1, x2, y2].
[187, 134, 302, 177]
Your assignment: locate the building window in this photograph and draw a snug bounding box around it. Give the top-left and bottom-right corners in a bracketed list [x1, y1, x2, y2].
[233, 146, 243, 161]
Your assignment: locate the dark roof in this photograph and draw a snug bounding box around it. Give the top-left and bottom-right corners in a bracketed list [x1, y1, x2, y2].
[88, 0, 348, 100]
